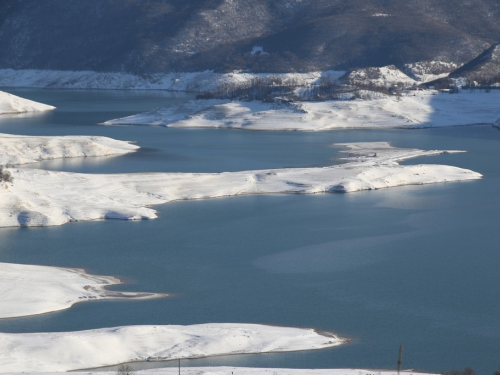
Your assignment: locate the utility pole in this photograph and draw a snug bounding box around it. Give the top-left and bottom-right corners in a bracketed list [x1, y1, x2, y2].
[397, 345, 403, 375]
[178, 358, 181, 375]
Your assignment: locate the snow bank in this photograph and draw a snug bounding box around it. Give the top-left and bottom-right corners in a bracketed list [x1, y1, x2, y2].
[0, 262, 163, 319]
[0, 324, 344, 372]
[0, 143, 481, 227]
[104, 91, 500, 131]
[0, 90, 55, 115]
[0, 69, 344, 92]
[2, 366, 436, 375]
[0, 134, 139, 165]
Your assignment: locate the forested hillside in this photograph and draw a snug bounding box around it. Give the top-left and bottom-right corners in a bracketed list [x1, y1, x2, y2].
[0, 0, 499, 73]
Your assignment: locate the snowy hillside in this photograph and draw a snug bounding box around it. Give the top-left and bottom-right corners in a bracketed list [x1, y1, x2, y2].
[0, 69, 344, 92]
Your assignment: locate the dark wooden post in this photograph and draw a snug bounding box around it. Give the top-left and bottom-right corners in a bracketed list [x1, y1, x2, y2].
[397, 345, 403, 375]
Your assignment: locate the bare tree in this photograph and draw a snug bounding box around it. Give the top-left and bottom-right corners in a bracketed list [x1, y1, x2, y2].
[116, 364, 135, 375]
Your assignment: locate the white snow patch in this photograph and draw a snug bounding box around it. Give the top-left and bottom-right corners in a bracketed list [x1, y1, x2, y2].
[250, 46, 269, 55]
[0, 262, 163, 319]
[0, 142, 481, 227]
[0, 90, 55, 115]
[0, 134, 139, 165]
[0, 324, 345, 372]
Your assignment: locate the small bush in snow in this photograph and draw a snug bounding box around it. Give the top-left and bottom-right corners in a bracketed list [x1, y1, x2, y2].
[0, 166, 13, 184]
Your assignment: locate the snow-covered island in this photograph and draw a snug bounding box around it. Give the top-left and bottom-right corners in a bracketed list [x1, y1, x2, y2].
[104, 90, 500, 131]
[0, 262, 164, 319]
[0, 142, 481, 227]
[0, 90, 55, 115]
[0, 323, 345, 372]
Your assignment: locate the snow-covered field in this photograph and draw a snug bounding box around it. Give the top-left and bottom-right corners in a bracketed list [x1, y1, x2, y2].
[2, 367, 436, 375]
[0, 142, 481, 227]
[0, 134, 139, 165]
[0, 69, 344, 92]
[105, 91, 500, 131]
[0, 90, 55, 115]
[0, 324, 344, 372]
[0, 262, 163, 319]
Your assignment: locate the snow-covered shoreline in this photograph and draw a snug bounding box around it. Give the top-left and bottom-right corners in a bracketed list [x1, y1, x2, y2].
[0, 262, 164, 319]
[0, 69, 344, 92]
[0, 90, 55, 115]
[0, 324, 345, 372]
[2, 367, 436, 375]
[104, 91, 500, 131]
[0, 134, 139, 165]
[0, 142, 481, 227]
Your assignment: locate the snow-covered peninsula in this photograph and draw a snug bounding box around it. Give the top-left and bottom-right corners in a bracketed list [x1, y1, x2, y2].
[2, 367, 436, 375]
[0, 90, 55, 115]
[104, 91, 500, 131]
[0, 142, 481, 227]
[0, 134, 139, 165]
[0, 262, 163, 319]
[0, 324, 344, 372]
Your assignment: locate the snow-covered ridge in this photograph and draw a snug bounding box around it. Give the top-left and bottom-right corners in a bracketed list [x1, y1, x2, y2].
[0, 134, 139, 165]
[105, 91, 500, 131]
[345, 63, 458, 87]
[0, 262, 164, 319]
[0, 142, 481, 227]
[0, 69, 344, 92]
[0, 90, 55, 115]
[2, 366, 436, 375]
[0, 324, 345, 372]
[402, 61, 459, 82]
[346, 66, 416, 87]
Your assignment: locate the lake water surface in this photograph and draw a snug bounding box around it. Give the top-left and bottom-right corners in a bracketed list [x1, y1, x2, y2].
[0, 89, 499, 374]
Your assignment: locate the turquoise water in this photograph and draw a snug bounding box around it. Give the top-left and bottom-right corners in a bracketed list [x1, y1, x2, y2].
[0, 89, 499, 374]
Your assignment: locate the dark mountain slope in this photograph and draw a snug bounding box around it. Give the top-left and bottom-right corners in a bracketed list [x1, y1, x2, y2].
[449, 43, 500, 83]
[0, 0, 499, 73]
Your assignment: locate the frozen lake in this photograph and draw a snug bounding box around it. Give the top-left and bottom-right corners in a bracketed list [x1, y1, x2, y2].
[0, 88, 499, 374]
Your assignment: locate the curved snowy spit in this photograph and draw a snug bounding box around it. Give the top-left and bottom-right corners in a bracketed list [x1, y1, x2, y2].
[0, 133, 139, 165]
[0, 262, 164, 319]
[1, 366, 436, 375]
[0, 142, 481, 227]
[0, 90, 55, 115]
[0, 324, 345, 372]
